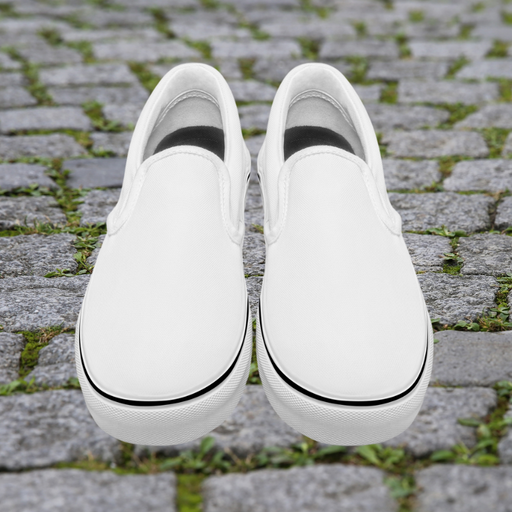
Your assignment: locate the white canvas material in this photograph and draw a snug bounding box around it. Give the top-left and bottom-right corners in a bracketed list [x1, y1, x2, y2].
[256, 63, 433, 445]
[76, 64, 252, 445]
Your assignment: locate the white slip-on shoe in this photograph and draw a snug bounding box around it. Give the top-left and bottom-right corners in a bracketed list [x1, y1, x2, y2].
[256, 63, 433, 446]
[76, 63, 252, 445]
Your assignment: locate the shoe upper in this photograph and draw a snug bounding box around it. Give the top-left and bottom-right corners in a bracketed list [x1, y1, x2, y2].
[258, 63, 428, 403]
[80, 64, 250, 402]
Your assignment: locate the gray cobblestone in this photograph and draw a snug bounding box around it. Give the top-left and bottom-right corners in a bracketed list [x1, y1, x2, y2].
[457, 234, 512, 276]
[0, 87, 37, 108]
[444, 160, 512, 193]
[0, 52, 21, 71]
[86, 234, 105, 267]
[259, 19, 356, 40]
[0, 72, 26, 87]
[353, 84, 382, 103]
[93, 41, 200, 62]
[456, 59, 512, 80]
[403, 233, 450, 273]
[472, 24, 512, 41]
[385, 387, 497, 456]
[48, 84, 149, 106]
[90, 132, 133, 156]
[455, 104, 512, 129]
[0, 18, 74, 34]
[320, 39, 399, 60]
[203, 465, 395, 512]
[0, 107, 92, 134]
[0, 333, 25, 385]
[16, 43, 83, 66]
[367, 105, 448, 131]
[383, 130, 489, 158]
[60, 27, 164, 43]
[228, 80, 276, 102]
[102, 103, 143, 127]
[39, 63, 138, 87]
[0, 134, 87, 160]
[0, 275, 88, 331]
[0, 233, 77, 278]
[245, 182, 263, 230]
[409, 41, 492, 60]
[243, 232, 265, 277]
[431, 330, 512, 387]
[211, 40, 301, 60]
[246, 275, 263, 319]
[64, 157, 125, 189]
[79, 9, 155, 28]
[498, 406, 512, 464]
[252, 58, 333, 83]
[0, 196, 66, 230]
[25, 333, 76, 387]
[383, 159, 440, 190]
[389, 192, 494, 233]
[495, 196, 512, 230]
[171, 22, 251, 41]
[417, 273, 498, 324]
[0, 469, 175, 512]
[0, 389, 118, 470]
[398, 80, 499, 105]
[0, 163, 57, 191]
[416, 465, 512, 512]
[239, 104, 271, 130]
[79, 188, 120, 226]
[403, 21, 460, 40]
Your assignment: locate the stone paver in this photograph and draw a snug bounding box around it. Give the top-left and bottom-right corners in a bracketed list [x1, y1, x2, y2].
[457, 234, 512, 276]
[445, 160, 512, 193]
[78, 188, 120, 225]
[0, 73, 26, 87]
[383, 159, 440, 190]
[211, 40, 301, 60]
[389, 192, 494, 233]
[386, 387, 497, 456]
[0, 389, 118, 470]
[103, 103, 144, 127]
[0, 333, 25, 385]
[416, 465, 512, 512]
[383, 130, 489, 158]
[0, 107, 92, 134]
[0, 469, 175, 512]
[25, 333, 76, 387]
[367, 60, 449, 81]
[498, 406, 512, 464]
[0, 52, 21, 70]
[403, 233, 451, 273]
[417, 273, 498, 324]
[0, 233, 77, 278]
[431, 330, 512, 387]
[409, 41, 492, 60]
[60, 27, 164, 43]
[239, 104, 271, 131]
[252, 57, 319, 83]
[243, 233, 265, 277]
[0, 196, 67, 230]
[320, 39, 399, 60]
[63, 157, 126, 189]
[90, 131, 133, 156]
[495, 196, 512, 231]
[0, 87, 37, 108]
[228, 80, 276, 103]
[39, 63, 138, 87]
[16, 43, 83, 66]
[353, 84, 382, 103]
[0, 163, 57, 191]
[93, 40, 200, 62]
[0, 275, 89, 332]
[49, 84, 149, 106]
[456, 104, 512, 129]
[203, 465, 395, 512]
[0, 134, 87, 160]
[457, 59, 512, 80]
[367, 104, 449, 131]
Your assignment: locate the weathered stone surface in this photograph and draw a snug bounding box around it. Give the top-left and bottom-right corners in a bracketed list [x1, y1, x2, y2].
[203, 464, 395, 512]
[0, 275, 89, 332]
[0, 52, 21, 70]
[403, 233, 450, 273]
[367, 105, 448, 131]
[138, 386, 301, 458]
[498, 405, 512, 464]
[60, 27, 164, 43]
[353, 84, 382, 103]
[383, 130, 489, 158]
[102, 103, 143, 127]
[457, 59, 512, 80]
[431, 330, 512, 387]
[0, 107, 92, 134]
[171, 21, 251, 40]
[79, 188, 120, 226]
[49, 84, 149, 106]
[402, 21, 460, 40]
[0, 469, 175, 512]
[367, 60, 449, 81]
[457, 234, 512, 276]
[243, 233, 265, 277]
[25, 333, 76, 387]
[86, 234, 105, 267]
[0, 134, 87, 160]
[0, 163, 57, 191]
[417, 273, 498, 324]
[228, 80, 276, 102]
[398, 80, 499, 105]
[416, 465, 512, 512]
[386, 387, 497, 456]
[252, 57, 329, 83]
[246, 275, 263, 319]
[320, 39, 399, 60]
[39, 63, 138, 87]
[409, 41, 492, 60]
[90, 131, 133, 156]
[456, 104, 512, 129]
[0, 196, 66, 230]
[0, 233, 77, 278]
[0, 72, 26, 87]
[495, 196, 512, 230]
[211, 40, 301, 60]
[17, 43, 82, 66]
[245, 182, 263, 230]
[383, 159, 440, 190]
[0, 389, 118, 470]
[79, 9, 155, 28]
[93, 40, 200, 62]
[0, 87, 37, 108]
[64, 157, 126, 189]
[389, 192, 494, 233]
[260, 19, 356, 40]
[472, 23, 512, 41]
[444, 160, 512, 193]
[0, 333, 24, 385]
[239, 104, 270, 130]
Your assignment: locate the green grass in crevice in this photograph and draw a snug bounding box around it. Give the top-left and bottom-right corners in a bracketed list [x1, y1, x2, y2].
[298, 37, 320, 60]
[503, 11, 512, 25]
[346, 56, 369, 84]
[352, 21, 367, 37]
[300, 0, 331, 18]
[39, 27, 62, 46]
[459, 24, 473, 40]
[177, 474, 205, 512]
[128, 62, 161, 92]
[442, 236, 463, 275]
[67, 40, 96, 63]
[496, 78, 512, 102]
[242, 128, 265, 139]
[183, 39, 212, 59]
[396, 33, 411, 59]
[16, 56, 54, 105]
[437, 103, 478, 129]
[437, 155, 471, 178]
[487, 40, 509, 58]
[149, 7, 175, 38]
[408, 10, 424, 22]
[199, 0, 220, 8]
[376, 132, 389, 157]
[239, 58, 255, 80]
[481, 127, 511, 158]
[82, 101, 124, 132]
[446, 56, 469, 78]
[380, 82, 398, 104]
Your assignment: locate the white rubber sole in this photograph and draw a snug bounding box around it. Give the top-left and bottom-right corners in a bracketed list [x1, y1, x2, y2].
[76, 306, 253, 446]
[256, 304, 434, 446]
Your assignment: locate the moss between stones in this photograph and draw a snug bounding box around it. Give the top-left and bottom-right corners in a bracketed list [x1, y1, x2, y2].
[128, 62, 161, 93]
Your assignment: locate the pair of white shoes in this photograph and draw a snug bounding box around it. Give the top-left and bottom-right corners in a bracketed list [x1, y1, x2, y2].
[76, 63, 433, 447]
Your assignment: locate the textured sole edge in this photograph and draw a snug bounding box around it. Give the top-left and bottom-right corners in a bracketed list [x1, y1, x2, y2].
[76, 308, 253, 446]
[256, 304, 434, 445]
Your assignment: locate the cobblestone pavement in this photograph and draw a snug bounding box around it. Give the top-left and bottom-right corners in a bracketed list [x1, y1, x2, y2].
[1, 0, 512, 510]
